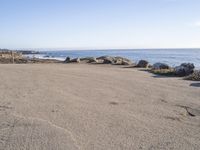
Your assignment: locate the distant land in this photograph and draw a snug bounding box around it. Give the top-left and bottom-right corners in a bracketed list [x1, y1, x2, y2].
[0, 48, 40, 54]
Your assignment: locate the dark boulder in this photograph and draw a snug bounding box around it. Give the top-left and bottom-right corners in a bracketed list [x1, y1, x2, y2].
[185, 70, 200, 81]
[152, 63, 170, 70]
[64, 57, 71, 63]
[80, 57, 97, 63]
[69, 58, 80, 63]
[175, 63, 195, 77]
[97, 56, 115, 64]
[113, 57, 133, 65]
[137, 60, 149, 68]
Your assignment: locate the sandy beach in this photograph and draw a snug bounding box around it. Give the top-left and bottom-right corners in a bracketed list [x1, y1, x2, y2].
[0, 63, 199, 150]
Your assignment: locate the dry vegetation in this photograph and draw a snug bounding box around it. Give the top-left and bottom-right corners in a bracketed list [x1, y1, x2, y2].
[150, 68, 176, 76]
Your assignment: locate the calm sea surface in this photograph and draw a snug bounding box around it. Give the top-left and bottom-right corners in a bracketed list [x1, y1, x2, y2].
[30, 49, 200, 69]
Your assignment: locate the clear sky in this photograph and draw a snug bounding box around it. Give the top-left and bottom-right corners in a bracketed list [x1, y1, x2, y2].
[0, 0, 200, 50]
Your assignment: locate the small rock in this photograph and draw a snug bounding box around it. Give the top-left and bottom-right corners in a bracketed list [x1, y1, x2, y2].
[175, 63, 195, 77]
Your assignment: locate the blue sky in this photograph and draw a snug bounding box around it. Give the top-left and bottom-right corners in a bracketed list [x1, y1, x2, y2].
[0, 0, 200, 49]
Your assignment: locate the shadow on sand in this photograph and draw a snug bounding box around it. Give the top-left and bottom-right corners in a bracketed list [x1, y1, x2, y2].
[142, 69, 177, 78]
[190, 83, 200, 87]
[152, 75, 175, 78]
[121, 65, 137, 69]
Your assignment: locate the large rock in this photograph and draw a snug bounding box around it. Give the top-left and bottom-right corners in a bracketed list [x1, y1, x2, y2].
[113, 57, 133, 65]
[64, 57, 71, 63]
[185, 70, 200, 81]
[113, 59, 123, 65]
[175, 63, 195, 77]
[69, 58, 80, 63]
[97, 56, 115, 64]
[96, 56, 133, 65]
[80, 57, 97, 63]
[137, 60, 149, 68]
[152, 63, 170, 70]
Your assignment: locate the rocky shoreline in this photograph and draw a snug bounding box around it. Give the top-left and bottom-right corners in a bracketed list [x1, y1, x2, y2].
[62, 56, 200, 81]
[0, 50, 199, 81]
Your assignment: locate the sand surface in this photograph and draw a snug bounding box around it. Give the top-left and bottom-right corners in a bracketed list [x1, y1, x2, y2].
[0, 64, 199, 150]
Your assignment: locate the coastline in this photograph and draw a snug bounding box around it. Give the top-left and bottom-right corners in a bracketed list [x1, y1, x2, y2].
[23, 49, 200, 69]
[0, 50, 199, 80]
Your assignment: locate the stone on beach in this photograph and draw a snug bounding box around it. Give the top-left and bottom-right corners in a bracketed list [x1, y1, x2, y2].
[152, 63, 170, 70]
[80, 57, 97, 63]
[69, 58, 80, 63]
[113, 57, 133, 65]
[64, 57, 71, 63]
[97, 56, 115, 64]
[137, 60, 150, 68]
[185, 70, 200, 81]
[175, 63, 195, 77]
[96, 56, 133, 65]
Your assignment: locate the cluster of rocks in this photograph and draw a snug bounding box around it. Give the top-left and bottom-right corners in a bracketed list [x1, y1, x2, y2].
[1, 51, 198, 81]
[150, 62, 196, 77]
[0, 50, 62, 64]
[64, 56, 197, 78]
[0, 50, 24, 63]
[64, 56, 200, 80]
[64, 56, 134, 65]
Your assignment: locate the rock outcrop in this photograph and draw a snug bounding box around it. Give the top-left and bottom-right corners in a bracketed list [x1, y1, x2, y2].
[175, 63, 195, 77]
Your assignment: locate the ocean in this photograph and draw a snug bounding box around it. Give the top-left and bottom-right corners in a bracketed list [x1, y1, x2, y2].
[27, 49, 200, 69]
